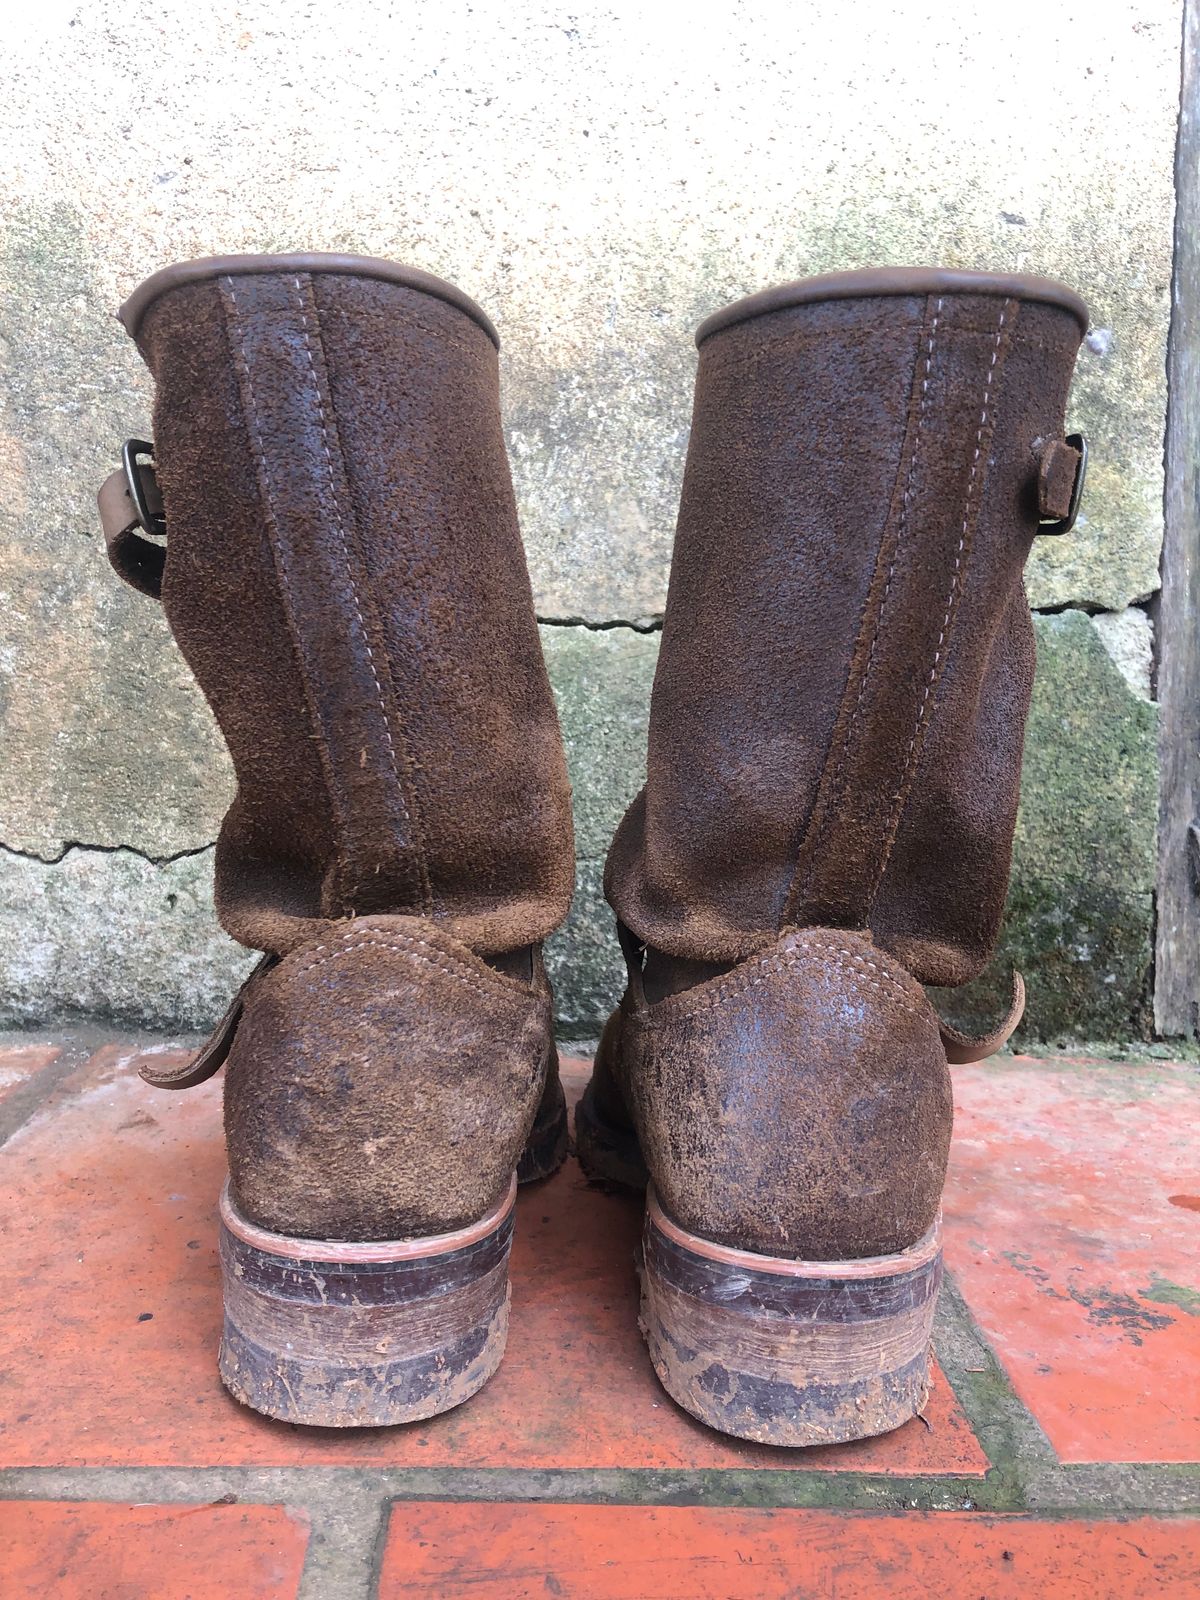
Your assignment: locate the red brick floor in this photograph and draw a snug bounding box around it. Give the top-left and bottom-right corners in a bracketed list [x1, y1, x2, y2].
[0, 1501, 309, 1599]
[0, 1043, 980, 1475]
[944, 1059, 1200, 1464]
[377, 1504, 1200, 1598]
[0, 1037, 1196, 1598]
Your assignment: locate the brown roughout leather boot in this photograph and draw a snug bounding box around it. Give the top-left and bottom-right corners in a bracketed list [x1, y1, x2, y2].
[577, 267, 1088, 1446]
[98, 253, 575, 1427]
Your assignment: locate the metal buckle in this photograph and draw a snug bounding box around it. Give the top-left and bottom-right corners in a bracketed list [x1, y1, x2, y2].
[1038, 432, 1088, 537]
[121, 438, 166, 537]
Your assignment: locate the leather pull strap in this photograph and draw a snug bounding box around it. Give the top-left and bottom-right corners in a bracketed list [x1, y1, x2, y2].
[936, 970, 1025, 1064]
[97, 464, 166, 599]
[140, 954, 278, 1089]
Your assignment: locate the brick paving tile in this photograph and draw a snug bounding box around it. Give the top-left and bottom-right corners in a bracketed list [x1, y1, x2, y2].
[377, 1503, 1200, 1598]
[0, 1500, 308, 1599]
[944, 1056, 1200, 1463]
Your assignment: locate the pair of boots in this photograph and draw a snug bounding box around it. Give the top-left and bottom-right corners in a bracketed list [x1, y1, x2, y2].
[99, 253, 1087, 1446]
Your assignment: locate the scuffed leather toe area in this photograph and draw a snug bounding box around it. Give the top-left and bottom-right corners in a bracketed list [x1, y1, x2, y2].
[620, 927, 952, 1261]
[224, 915, 554, 1241]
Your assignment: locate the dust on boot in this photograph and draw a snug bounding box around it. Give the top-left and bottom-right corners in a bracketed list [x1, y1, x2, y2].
[578, 267, 1088, 1446]
[98, 254, 574, 1426]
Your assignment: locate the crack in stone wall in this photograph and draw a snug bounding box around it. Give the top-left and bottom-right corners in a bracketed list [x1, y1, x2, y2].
[537, 615, 663, 634]
[0, 840, 216, 869]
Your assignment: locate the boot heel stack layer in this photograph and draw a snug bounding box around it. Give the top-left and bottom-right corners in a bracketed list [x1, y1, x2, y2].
[639, 1187, 942, 1447]
[218, 1176, 516, 1427]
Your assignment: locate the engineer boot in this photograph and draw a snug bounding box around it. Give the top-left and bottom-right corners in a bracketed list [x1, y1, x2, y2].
[99, 253, 574, 1426]
[578, 267, 1087, 1446]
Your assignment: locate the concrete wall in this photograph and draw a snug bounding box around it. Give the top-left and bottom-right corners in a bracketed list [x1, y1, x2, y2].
[0, 1, 1179, 1042]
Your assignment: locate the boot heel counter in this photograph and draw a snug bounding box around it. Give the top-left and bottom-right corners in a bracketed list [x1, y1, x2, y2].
[223, 918, 552, 1241]
[626, 928, 952, 1260]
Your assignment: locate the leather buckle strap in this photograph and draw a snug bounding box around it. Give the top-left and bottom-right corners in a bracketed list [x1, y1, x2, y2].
[140, 953, 278, 1089]
[96, 438, 166, 598]
[1037, 432, 1088, 536]
[935, 970, 1025, 1064]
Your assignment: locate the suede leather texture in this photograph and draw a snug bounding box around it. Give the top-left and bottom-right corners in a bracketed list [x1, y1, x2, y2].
[605, 288, 1084, 985]
[135, 269, 574, 957]
[600, 928, 951, 1260]
[123, 264, 573, 1241]
[598, 277, 1084, 1261]
[225, 916, 555, 1239]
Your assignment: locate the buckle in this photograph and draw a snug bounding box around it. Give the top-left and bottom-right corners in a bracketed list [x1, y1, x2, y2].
[121, 438, 166, 536]
[1038, 432, 1087, 536]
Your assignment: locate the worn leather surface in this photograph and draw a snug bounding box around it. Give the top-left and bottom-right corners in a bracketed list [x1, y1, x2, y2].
[133, 266, 574, 958]
[599, 269, 1085, 1260]
[606, 278, 1085, 983]
[224, 916, 556, 1239]
[604, 928, 951, 1260]
[114, 259, 573, 1240]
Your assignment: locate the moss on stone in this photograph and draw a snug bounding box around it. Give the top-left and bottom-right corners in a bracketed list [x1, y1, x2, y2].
[934, 610, 1158, 1044]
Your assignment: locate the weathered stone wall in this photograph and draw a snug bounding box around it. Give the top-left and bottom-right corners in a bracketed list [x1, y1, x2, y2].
[0, 2, 1178, 1041]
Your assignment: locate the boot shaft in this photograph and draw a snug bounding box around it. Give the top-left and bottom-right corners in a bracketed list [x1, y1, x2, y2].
[120, 255, 573, 958]
[607, 267, 1087, 986]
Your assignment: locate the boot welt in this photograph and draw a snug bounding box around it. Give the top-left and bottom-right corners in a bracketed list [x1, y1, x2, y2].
[217, 1177, 517, 1428]
[639, 1187, 942, 1448]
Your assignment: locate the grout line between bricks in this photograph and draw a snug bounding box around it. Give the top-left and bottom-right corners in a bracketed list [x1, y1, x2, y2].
[0, 1466, 1040, 1519]
[1, 1460, 1195, 1515]
[932, 1267, 1058, 1499]
[293, 1476, 390, 1600]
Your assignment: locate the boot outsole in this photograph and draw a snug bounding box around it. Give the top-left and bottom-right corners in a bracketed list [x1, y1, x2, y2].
[575, 1087, 941, 1447]
[640, 1188, 941, 1447]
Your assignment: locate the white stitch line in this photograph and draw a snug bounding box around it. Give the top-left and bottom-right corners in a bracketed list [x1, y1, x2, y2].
[905, 301, 1008, 762]
[651, 954, 925, 1024]
[644, 933, 925, 1025]
[300, 921, 522, 993]
[836, 299, 943, 776]
[294, 935, 528, 1010]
